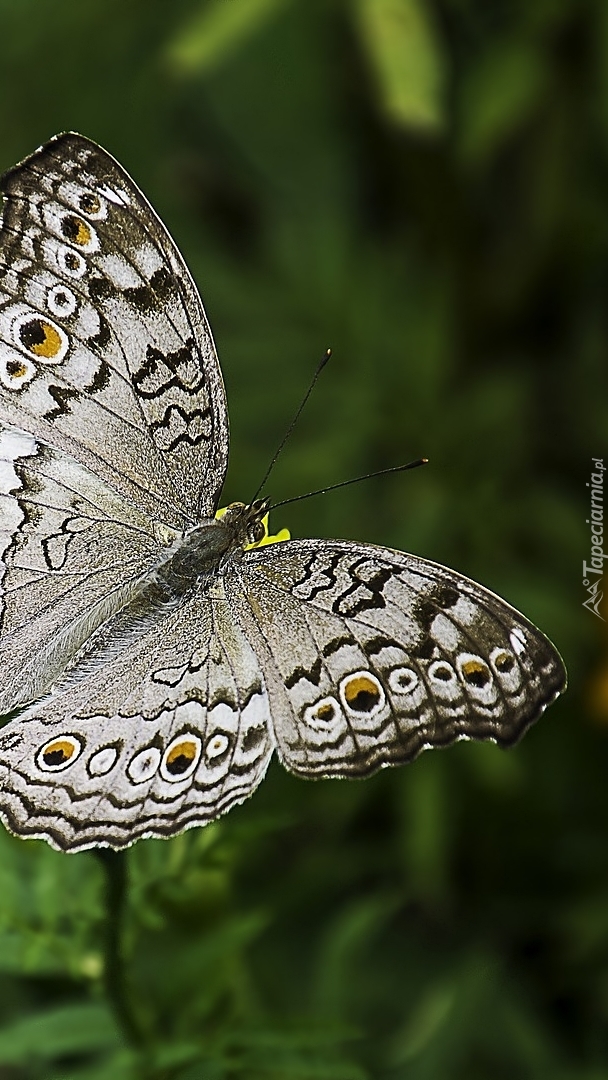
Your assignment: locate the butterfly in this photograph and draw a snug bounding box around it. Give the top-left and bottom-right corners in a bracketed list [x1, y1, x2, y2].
[0, 133, 566, 852]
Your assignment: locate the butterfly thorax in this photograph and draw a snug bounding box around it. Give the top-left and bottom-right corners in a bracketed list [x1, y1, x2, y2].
[36, 500, 271, 701]
[154, 499, 270, 597]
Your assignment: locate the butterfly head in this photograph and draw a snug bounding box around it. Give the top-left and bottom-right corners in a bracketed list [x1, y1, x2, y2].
[219, 498, 272, 548]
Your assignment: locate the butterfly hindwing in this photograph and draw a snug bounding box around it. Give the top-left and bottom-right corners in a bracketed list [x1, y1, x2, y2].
[0, 587, 273, 851]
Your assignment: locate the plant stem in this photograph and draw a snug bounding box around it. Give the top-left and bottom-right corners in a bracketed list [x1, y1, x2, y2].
[95, 848, 146, 1052]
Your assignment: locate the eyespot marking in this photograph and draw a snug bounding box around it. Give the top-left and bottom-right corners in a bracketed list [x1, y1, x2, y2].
[340, 671, 385, 716]
[37, 735, 81, 772]
[88, 746, 118, 776]
[161, 734, 201, 781]
[388, 667, 418, 695]
[57, 246, 87, 278]
[14, 314, 67, 362]
[428, 660, 456, 683]
[127, 746, 161, 784]
[61, 214, 96, 249]
[0, 354, 36, 389]
[47, 284, 77, 318]
[459, 656, 492, 688]
[491, 649, 515, 674]
[206, 733, 230, 759]
[303, 696, 341, 731]
[78, 191, 106, 219]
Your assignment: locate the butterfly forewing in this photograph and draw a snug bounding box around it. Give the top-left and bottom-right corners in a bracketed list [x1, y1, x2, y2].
[0, 133, 228, 525]
[0, 425, 165, 713]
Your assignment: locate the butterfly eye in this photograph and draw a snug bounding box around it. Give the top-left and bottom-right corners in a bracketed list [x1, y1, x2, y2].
[459, 656, 492, 688]
[14, 315, 68, 363]
[249, 521, 266, 544]
[37, 735, 82, 772]
[339, 672, 385, 716]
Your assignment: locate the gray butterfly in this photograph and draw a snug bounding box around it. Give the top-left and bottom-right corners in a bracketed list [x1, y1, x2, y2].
[0, 134, 566, 851]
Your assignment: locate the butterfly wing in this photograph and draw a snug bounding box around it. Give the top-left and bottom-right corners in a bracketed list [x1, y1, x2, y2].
[228, 539, 567, 777]
[0, 587, 273, 851]
[0, 423, 168, 713]
[0, 133, 230, 716]
[0, 132, 228, 528]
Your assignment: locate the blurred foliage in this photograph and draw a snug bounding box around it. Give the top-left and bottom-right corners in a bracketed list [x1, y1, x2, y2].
[0, 0, 605, 1076]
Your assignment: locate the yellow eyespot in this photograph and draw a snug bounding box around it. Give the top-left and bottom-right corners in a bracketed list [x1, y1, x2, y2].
[161, 734, 201, 781]
[61, 214, 92, 246]
[37, 735, 81, 772]
[79, 192, 101, 215]
[460, 658, 491, 688]
[167, 741, 196, 770]
[19, 318, 63, 359]
[493, 651, 515, 673]
[340, 672, 385, 715]
[6, 360, 28, 379]
[429, 661, 456, 683]
[303, 696, 342, 731]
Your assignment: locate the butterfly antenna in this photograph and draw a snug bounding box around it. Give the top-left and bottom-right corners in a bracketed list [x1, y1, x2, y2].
[270, 458, 428, 510]
[251, 348, 332, 502]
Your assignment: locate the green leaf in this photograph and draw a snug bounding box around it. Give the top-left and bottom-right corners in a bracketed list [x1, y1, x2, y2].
[313, 894, 400, 1015]
[458, 39, 548, 164]
[354, 0, 446, 130]
[49, 1049, 136, 1080]
[166, 0, 289, 74]
[0, 1003, 120, 1065]
[389, 981, 455, 1063]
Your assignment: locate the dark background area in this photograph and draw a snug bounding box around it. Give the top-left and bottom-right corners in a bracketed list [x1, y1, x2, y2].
[0, 0, 605, 1076]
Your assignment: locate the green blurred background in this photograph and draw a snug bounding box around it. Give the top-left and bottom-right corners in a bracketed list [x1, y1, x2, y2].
[0, 0, 605, 1076]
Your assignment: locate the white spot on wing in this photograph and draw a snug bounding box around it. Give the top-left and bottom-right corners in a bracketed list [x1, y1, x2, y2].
[47, 283, 77, 318]
[510, 628, 527, 655]
[127, 746, 161, 784]
[388, 667, 418, 695]
[99, 253, 142, 290]
[206, 733, 229, 759]
[97, 184, 130, 206]
[88, 746, 118, 776]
